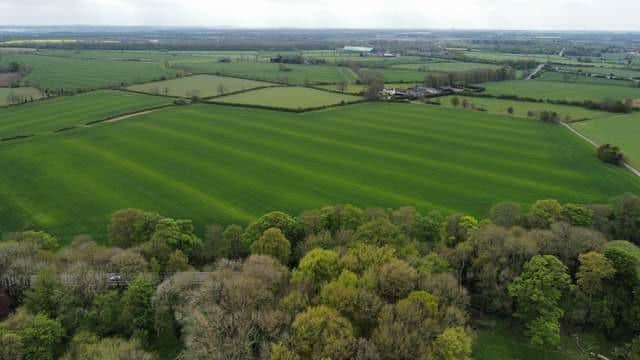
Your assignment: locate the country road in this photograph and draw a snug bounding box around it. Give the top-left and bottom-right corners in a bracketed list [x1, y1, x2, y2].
[526, 64, 546, 80]
[562, 123, 640, 177]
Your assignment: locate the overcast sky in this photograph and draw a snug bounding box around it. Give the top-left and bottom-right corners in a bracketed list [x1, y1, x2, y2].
[0, 0, 639, 31]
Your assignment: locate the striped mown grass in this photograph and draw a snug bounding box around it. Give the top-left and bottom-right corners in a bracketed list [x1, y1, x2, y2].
[0, 90, 172, 139]
[0, 102, 638, 241]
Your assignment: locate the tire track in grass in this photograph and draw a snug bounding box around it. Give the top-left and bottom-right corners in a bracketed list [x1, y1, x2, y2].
[181, 108, 591, 198]
[61, 138, 255, 223]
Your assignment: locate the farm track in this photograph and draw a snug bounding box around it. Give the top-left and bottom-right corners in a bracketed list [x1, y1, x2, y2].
[563, 122, 640, 177]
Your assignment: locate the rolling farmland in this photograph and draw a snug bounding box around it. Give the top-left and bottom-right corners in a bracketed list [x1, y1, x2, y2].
[0, 90, 171, 139]
[482, 80, 640, 102]
[536, 71, 636, 87]
[213, 86, 362, 109]
[171, 60, 360, 85]
[572, 113, 640, 167]
[437, 96, 610, 121]
[127, 74, 275, 98]
[0, 53, 179, 90]
[0, 102, 637, 241]
[391, 61, 501, 72]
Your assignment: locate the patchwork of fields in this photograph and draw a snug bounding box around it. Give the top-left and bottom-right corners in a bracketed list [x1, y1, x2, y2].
[572, 113, 640, 167]
[213, 86, 362, 109]
[127, 74, 275, 98]
[0, 102, 638, 240]
[0, 90, 171, 139]
[482, 80, 640, 102]
[437, 95, 610, 121]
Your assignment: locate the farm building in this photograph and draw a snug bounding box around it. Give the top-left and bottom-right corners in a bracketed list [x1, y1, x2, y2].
[343, 46, 374, 53]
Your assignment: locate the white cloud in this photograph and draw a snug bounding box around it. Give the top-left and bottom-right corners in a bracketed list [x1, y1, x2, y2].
[0, 0, 638, 31]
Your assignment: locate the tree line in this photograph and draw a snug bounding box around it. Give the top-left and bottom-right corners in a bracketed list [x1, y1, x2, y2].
[1, 194, 640, 359]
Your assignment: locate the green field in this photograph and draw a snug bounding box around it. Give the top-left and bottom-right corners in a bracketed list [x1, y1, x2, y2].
[437, 96, 610, 122]
[482, 80, 640, 102]
[391, 61, 501, 72]
[536, 71, 637, 87]
[0, 90, 171, 139]
[572, 113, 640, 167]
[172, 60, 360, 85]
[459, 50, 578, 64]
[214, 86, 362, 109]
[359, 68, 427, 83]
[317, 82, 420, 94]
[554, 65, 640, 79]
[127, 74, 275, 98]
[0, 53, 179, 90]
[0, 87, 43, 106]
[0, 102, 638, 241]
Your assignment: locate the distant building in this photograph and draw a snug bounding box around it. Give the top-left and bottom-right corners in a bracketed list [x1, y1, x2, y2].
[343, 46, 374, 53]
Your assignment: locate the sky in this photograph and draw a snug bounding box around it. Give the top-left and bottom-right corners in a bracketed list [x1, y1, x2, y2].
[0, 0, 639, 31]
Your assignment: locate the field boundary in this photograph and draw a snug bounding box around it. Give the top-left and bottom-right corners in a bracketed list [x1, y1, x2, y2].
[205, 98, 370, 113]
[562, 122, 640, 177]
[201, 85, 282, 100]
[85, 103, 175, 126]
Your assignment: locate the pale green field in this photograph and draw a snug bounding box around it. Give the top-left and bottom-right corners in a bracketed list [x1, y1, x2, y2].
[537, 71, 637, 87]
[572, 113, 640, 168]
[0, 87, 43, 106]
[391, 62, 501, 72]
[213, 86, 363, 110]
[482, 80, 640, 102]
[437, 96, 610, 122]
[127, 74, 275, 98]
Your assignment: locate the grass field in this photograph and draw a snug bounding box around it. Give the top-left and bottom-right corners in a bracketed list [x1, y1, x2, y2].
[554, 65, 640, 79]
[391, 61, 501, 72]
[172, 61, 360, 85]
[0, 102, 638, 241]
[436, 96, 610, 122]
[482, 80, 640, 102]
[213, 86, 362, 109]
[536, 71, 637, 87]
[0, 53, 179, 90]
[0, 87, 43, 106]
[127, 74, 275, 98]
[0, 90, 171, 139]
[572, 113, 640, 168]
[473, 319, 615, 360]
[459, 50, 578, 64]
[359, 68, 427, 83]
